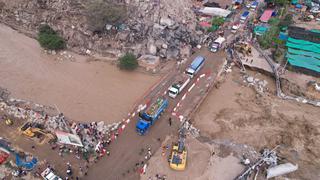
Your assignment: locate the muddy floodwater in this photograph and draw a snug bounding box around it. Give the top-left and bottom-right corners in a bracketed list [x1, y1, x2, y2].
[0, 24, 160, 123]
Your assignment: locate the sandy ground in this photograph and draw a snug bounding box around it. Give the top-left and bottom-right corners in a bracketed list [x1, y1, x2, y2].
[0, 23, 160, 123]
[141, 135, 243, 180]
[194, 69, 320, 179]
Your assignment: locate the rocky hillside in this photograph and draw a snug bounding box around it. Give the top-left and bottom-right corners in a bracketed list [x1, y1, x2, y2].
[0, 0, 200, 59]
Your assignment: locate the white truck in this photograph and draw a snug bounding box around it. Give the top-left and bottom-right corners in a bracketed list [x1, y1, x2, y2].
[168, 74, 190, 98]
[209, 36, 226, 53]
[41, 168, 62, 180]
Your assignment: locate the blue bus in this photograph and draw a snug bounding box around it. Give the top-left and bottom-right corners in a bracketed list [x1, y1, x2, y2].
[185, 56, 205, 78]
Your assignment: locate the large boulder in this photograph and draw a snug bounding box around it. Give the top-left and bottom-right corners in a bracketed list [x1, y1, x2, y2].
[160, 17, 175, 27]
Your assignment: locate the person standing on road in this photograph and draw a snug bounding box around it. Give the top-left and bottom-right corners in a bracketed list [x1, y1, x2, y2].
[168, 117, 172, 126]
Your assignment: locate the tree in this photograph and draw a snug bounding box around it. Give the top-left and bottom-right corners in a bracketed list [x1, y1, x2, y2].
[258, 26, 280, 49]
[279, 14, 293, 28]
[211, 17, 225, 27]
[86, 0, 127, 33]
[268, 17, 280, 26]
[273, 0, 289, 6]
[118, 53, 138, 70]
[37, 25, 65, 50]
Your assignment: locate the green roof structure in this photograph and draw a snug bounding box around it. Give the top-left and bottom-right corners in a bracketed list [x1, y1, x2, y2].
[286, 37, 320, 72]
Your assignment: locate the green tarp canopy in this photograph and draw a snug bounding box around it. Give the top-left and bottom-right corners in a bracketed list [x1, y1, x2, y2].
[254, 26, 269, 36]
[286, 37, 320, 72]
[291, 0, 298, 4]
[310, 29, 320, 34]
[286, 37, 320, 54]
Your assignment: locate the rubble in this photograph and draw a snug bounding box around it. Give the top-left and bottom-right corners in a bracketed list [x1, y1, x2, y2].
[0, 87, 125, 159]
[0, 0, 200, 60]
[243, 75, 269, 94]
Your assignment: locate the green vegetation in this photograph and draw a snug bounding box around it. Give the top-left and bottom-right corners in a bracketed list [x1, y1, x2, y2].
[211, 17, 225, 27]
[207, 17, 224, 32]
[37, 25, 65, 50]
[258, 25, 280, 49]
[118, 53, 138, 70]
[86, 0, 127, 32]
[279, 14, 293, 29]
[267, 0, 290, 6]
[268, 17, 280, 26]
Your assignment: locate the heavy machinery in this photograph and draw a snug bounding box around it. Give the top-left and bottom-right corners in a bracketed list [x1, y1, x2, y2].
[169, 128, 187, 171]
[136, 97, 168, 135]
[20, 122, 56, 144]
[234, 42, 252, 56]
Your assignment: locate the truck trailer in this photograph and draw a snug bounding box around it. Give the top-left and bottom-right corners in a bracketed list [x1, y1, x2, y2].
[168, 74, 190, 98]
[185, 56, 205, 78]
[136, 97, 168, 135]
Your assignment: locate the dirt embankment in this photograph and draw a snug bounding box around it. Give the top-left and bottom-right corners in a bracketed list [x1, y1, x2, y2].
[194, 69, 320, 179]
[0, 23, 160, 123]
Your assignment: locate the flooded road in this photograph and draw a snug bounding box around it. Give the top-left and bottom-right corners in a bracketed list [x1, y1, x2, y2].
[0, 24, 160, 123]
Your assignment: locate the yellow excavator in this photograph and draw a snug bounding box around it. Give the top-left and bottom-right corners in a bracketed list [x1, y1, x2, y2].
[20, 122, 56, 144]
[234, 42, 252, 56]
[169, 128, 187, 171]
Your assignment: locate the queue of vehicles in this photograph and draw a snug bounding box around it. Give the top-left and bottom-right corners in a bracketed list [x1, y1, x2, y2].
[136, 56, 206, 135]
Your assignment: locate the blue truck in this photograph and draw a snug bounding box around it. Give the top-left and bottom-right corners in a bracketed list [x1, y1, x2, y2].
[136, 97, 169, 135]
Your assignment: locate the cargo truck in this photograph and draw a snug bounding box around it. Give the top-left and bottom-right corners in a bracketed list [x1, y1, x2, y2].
[209, 36, 226, 53]
[185, 56, 205, 78]
[136, 97, 168, 135]
[168, 74, 190, 98]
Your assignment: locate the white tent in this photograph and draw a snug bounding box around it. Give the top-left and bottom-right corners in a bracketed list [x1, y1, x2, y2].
[199, 7, 232, 18]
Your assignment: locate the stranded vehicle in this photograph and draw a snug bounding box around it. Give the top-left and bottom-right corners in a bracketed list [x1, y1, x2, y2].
[168, 74, 190, 99]
[136, 96, 168, 135]
[209, 36, 226, 53]
[185, 56, 205, 78]
[240, 11, 250, 23]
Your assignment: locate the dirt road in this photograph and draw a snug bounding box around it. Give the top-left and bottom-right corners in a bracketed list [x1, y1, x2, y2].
[0, 23, 159, 123]
[86, 48, 226, 180]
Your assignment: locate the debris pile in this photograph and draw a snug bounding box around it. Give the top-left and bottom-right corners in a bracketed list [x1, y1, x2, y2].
[237, 146, 298, 180]
[181, 120, 200, 138]
[0, 88, 124, 158]
[0, 0, 200, 59]
[243, 75, 269, 94]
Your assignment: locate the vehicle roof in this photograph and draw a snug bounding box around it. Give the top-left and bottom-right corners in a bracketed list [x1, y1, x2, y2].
[242, 11, 250, 16]
[136, 119, 148, 129]
[190, 56, 205, 69]
[214, 36, 226, 43]
[251, 1, 258, 5]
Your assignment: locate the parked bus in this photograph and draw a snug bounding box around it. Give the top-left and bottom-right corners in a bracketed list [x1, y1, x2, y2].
[185, 56, 205, 78]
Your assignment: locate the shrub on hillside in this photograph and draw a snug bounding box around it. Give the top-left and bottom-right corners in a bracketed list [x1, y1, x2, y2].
[86, 0, 127, 33]
[37, 25, 65, 50]
[118, 53, 138, 70]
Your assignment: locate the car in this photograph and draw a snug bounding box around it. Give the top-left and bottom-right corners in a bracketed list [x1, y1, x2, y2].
[250, 1, 258, 10]
[231, 23, 240, 33]
[310, 7, 320, 13]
